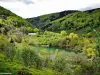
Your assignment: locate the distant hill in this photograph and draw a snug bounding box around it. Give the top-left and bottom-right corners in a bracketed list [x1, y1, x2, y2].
[26, 10, 78, 30]
[0, 6, 33, 34]
[26, 8, 100, 33]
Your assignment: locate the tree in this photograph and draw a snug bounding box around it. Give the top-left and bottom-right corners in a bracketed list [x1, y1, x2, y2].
[69, 33, 78, 39]
[68, 33, 79, 49]
[27, 27, 33, 33]
[87, 48, 96, 57]
[60, 30, 67, 36]
[33, 28, 39, 33]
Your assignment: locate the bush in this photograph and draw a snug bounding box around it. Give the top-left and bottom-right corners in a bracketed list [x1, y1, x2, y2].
[21, 46, 42, 69]
[54, 51, 67, 72]
[60, 30, 67, 36]
[5, 43, 16, 61]
[86, 32, 92, 37]
[0, 34, 9, 51]
[85, 27, 92, 33]
[34, 28, 39, 33]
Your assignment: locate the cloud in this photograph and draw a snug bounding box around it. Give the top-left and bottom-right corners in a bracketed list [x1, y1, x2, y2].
[0, 0, 34, 4]
[23, 0, 34, 4]
[80, 3, 100, 11]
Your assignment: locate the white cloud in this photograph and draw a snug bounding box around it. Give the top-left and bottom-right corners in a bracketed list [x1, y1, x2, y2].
[0, 0, 34, 4]
[0, 0, 100, 18]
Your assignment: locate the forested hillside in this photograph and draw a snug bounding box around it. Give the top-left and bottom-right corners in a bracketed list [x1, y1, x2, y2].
[26, 10, 77, 29]
[27, 8, 100, 34]
[0, 6, 33, 34]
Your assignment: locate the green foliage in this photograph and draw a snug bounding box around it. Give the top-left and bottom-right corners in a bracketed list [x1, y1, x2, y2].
[87, 48, 96, 57]
[0, 6, 33, 34]
[33, 28, 39, 33]
[85, 27, 92, 33]
[27, 8, 100, 34]
[27, 27, 34, 33]
[95, 30, 100, 56]
[74, 65, 82, 75]
[0, 34, 9, 51]
[60, 30, 67, 36]
[21, 46, 42, 69]
[26, 10, 76, 30]
[86, 32, 93, 38]
[6, 44, 16, 61]
[54, 54, 67, 72]
[0, 6, 100, 75]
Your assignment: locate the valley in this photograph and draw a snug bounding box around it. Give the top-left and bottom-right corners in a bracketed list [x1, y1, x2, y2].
[0, 6, 100, 75]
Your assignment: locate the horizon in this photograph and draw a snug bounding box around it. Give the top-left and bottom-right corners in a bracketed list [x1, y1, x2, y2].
[0, 0, 100, 18]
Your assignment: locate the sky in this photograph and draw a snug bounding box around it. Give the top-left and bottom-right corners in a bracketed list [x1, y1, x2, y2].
[0, 0, 100, 18]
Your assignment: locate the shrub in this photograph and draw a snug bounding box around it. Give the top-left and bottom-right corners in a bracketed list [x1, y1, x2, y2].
[0, 34, 9, 51]
[21, 46, 42, 69]
[53, 51, 67, 72]
[85, 27, 92, 33]
[5, 43, 16, 61]
[60, 30, 67, 36]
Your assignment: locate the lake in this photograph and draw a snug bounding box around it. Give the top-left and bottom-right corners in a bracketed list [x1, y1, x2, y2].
[31, 46, 74, 53]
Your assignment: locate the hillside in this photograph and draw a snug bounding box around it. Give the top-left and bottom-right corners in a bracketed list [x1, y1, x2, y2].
[0, 6, 33, 34]
[26, 10, 77, 29]
[27, 8, 100, 33]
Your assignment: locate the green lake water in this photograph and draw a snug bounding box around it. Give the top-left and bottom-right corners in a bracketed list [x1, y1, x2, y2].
[31, 46, 74, 53]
